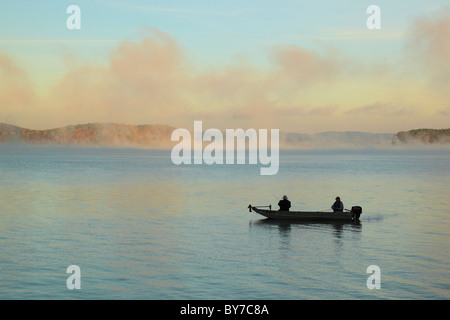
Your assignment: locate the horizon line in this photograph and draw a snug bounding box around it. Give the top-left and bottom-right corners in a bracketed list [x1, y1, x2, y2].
[4, 121, 449, 136]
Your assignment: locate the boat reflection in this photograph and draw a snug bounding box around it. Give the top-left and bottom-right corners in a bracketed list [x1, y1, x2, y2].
[249, 218, 362, 240]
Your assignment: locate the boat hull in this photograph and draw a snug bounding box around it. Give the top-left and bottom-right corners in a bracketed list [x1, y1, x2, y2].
[250, 206, 356, 221]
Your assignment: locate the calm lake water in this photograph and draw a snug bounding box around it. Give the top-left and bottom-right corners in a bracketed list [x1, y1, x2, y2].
[0, 146, 449, 299]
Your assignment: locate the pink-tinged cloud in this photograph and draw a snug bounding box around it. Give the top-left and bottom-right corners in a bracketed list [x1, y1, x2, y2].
[0, 53, 37, 123]
[407, 7, 450, 85]
[438, 106, 450, 116]
[1, 8, 449, 133]
[189, 61, 275, 109]
[271, 45, 342, 84]
[48, 28, 188, 127]
[306, 105, 339, 116]
[347, 102, 411, 116]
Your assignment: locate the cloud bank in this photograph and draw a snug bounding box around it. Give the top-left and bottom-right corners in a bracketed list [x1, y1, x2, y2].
[0, 9, 449, 133]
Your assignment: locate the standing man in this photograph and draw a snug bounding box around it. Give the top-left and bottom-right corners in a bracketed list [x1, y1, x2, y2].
[331, 197, 344, 212]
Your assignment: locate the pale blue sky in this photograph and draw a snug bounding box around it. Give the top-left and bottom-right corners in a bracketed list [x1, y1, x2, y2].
[1, 0, 448, 61]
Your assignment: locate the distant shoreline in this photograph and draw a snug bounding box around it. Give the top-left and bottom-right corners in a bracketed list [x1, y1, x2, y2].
[1, 123, 449, 149]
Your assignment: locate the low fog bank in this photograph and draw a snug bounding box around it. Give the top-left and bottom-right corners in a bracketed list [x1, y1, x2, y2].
[1, 123, 449, 150]
[280, 131, 394, 149]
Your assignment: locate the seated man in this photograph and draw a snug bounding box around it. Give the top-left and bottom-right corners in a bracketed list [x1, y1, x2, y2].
[278, 195, 291, 211]
[331, 196, 344, 212]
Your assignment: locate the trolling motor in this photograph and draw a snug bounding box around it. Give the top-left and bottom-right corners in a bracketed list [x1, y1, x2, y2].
[351, 206, 362, 220]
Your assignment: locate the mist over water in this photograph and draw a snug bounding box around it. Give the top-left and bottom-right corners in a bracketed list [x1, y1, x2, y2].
[0, 146, 449, 299]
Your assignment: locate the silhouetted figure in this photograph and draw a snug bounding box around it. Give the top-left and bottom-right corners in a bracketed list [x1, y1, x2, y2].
[278, 195, 291, 211]
[331, 196, 344, 212]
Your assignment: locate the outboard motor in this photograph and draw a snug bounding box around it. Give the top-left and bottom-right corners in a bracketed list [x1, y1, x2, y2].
[351, 206, 362, 220]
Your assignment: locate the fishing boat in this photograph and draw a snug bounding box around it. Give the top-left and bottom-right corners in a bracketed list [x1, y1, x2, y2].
[248, 205, 362, 221]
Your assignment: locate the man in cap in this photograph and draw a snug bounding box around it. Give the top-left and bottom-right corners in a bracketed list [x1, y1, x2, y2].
[331, 197, 344, 212]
